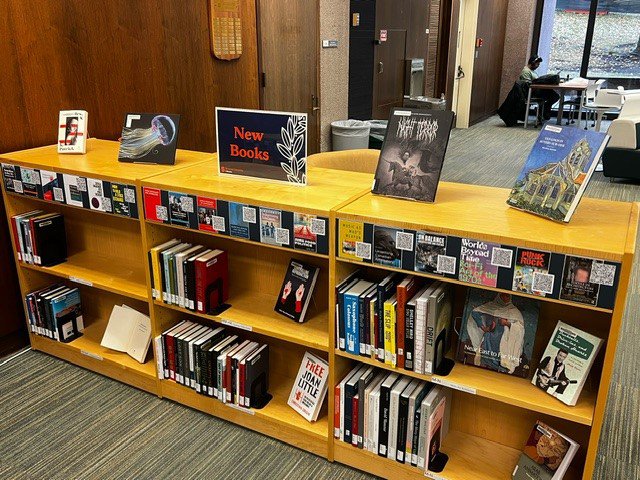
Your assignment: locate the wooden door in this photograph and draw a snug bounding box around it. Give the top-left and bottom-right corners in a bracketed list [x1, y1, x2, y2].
[372, 29, 407, 119]
[257, 0, 320, 153]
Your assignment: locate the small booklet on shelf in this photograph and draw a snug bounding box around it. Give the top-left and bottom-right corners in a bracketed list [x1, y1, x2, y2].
[532, 321, 602, 406]
[512, 421, 579, 480]
[57, 110, 88, 154]
[275, 259, 320, 323]
[288, 351, 329, 422]
[506, 124, 609, 223]
[101, 305, 152, 363]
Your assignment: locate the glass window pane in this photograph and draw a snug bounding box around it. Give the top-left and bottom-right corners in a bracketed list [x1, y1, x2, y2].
[587, 1, 640, 78]
[538, 1, 590, 78]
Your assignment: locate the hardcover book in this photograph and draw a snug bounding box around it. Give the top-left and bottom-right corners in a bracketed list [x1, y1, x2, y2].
[532, 321, 602, 406]
[49, 287, 83, 342]
[118, 113, 180, 165]
[32, 213, 67, 266]
[457, 289, 539, 377]
[507, 124, 609, 222]
[458, 238, 500, 287]
[513, 248, 552, 297]
[195, 250, 229, 314]
[288, 351, 329, 422]
[101, 304, 152, 363]
[512, 421, 579, 480]
[559, 256, 604, 306]
[293, 213, 318, 252]
[372, 108, 455, 202]
[373, 225, 402, 268]
[275, 259, 320, 323]
[229, 202, 250, 239]
[414, 231, 446, 274]
[57, 110, 88, 154]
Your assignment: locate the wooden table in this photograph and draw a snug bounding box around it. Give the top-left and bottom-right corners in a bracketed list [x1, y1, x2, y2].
[524, 82, 588, 128]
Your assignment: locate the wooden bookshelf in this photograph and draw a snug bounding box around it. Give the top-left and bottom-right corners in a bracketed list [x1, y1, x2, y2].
[1, 142, 636, 479]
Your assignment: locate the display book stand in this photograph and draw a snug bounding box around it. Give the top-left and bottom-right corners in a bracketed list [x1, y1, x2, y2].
[1, 139, 636, 479]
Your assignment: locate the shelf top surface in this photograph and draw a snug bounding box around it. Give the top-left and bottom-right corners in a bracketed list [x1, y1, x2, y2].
[0, 139, 212, 183]
[337, 182, 639, 260]
[141, 159, 373, 215]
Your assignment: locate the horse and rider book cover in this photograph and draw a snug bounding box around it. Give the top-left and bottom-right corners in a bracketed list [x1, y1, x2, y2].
[532, 321, 602, 406]
[456, 289, 539, 378]
[274, 259, 319, 323]
[372, 108, 454, 203]
[506, 124, 609, 222]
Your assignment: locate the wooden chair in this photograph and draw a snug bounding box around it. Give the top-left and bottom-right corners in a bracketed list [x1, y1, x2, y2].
[307, 149, 379, 174]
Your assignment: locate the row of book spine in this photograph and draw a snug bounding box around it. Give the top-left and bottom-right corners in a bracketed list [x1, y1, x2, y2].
[155, 320, 269, 409]
[336, 270, 453, 375]
[149, 239, 229, 314]
[335, 364, 451, 474]
[10, 210, 67, 266]
[25, 283, 83, 342]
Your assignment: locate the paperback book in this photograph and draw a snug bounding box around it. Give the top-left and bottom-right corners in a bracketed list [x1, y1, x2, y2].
[532, 321, 602, 406]
[372, 108, 455, 202]
[57, 110, 88, 154]
[507, 124, 609, 222]
[288, 351, 329, 422]
[275, 259, 320, 323]
[457, 289, 539, 377]
[118, 113, 180, 164]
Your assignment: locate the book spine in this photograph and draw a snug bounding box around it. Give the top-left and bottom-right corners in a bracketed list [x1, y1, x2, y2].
[216, 355, 225, 400]
[378, 384, 390, 457]
[396, 287, 407, 370]
[372, 393, 380, 454]
[396, 395, 410, 463]
[363, 298, 371, 357]
[358, 294, 367, 356]
[162, 254, 171, 302]
[195, 260, 205, 314]
[337, 290, 346, 351]
[182, 259, 190, 309]
[387, 392, 399, 460]
[169, 256, 177, 304]
[369, 300, 376, 359]
[376, 287, 386, 361]
[417, 402, 429, 469]
[153, 336, 164, 379]
[414, 299, 426, 374]
[405, 304, 416, 371]
[239, 360, 246, 406]
[10, 216, 22, 261]
[167, 334, 176, 380]
[224, 353, 233, 403]
[344, 382, 356, 444]
[345, 294, 359, 355]
[410, 406, 422, 466]
[351, 395, 359, 447]
[334, 384, 341, 438]
[405, 398, 415, 463]
[424, 297, 436, 374]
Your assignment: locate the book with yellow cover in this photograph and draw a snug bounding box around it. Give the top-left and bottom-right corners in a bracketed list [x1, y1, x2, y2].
[149, 239, 180, 300]
[384, 294, 398, 366]
[339, 219, 366, 262]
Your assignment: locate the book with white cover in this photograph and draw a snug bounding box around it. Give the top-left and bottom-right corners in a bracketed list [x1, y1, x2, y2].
[58, 110, 88, 154]
[288, 351, 329, 422]
[101, 304, 152, 363]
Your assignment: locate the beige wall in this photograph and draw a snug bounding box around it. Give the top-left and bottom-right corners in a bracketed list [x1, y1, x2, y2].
[499, 0, 536, 101]
[319, 0, 350, 151]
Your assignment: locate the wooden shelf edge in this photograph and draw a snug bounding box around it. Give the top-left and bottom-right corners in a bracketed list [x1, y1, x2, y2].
[153, 300, 330, 352]
[30, 334, 158, 395]
[160, 380, 329, 457]
[335, 350, 594, 426]
[20, 261, 148, 302]
[335, 257, 613, 314]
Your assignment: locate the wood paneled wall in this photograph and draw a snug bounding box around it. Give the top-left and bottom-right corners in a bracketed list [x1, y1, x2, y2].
[0, 0, 260, 153]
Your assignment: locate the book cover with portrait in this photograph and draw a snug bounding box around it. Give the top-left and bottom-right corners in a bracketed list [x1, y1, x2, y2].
[58, 110, 88, 154]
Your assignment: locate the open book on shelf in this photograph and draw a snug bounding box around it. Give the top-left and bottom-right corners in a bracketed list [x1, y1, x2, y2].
[101, 304, 152, 363]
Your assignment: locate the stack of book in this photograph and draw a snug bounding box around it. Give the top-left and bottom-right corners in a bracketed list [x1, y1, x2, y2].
[25, 283, 83, 342]
[11, 211, 67, 266]
[336, 271, 453, 375]
[149, 239, 229, 314]
[335, 366, 451, 474]
[155, 321, 270, 409]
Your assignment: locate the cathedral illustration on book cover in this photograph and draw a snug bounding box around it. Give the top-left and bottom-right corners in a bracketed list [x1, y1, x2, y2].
[372, 108, 455, 202]
[507, 125, 608, 222]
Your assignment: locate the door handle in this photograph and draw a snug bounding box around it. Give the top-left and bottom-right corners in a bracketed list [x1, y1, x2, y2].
[378, 61, 384, 74]
[312, 94, 320, 114]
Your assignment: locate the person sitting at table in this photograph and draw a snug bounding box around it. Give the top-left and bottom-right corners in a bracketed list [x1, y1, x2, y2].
[520, 55, 542, 82]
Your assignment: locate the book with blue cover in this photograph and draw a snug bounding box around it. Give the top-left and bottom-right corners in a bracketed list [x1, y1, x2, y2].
[507, 125, 609, 222]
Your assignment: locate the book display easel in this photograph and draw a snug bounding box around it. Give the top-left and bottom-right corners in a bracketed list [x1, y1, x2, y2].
[1, 140, 637, 479]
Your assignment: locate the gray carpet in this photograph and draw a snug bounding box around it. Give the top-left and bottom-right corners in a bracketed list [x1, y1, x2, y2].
[1, 117, 637, 479]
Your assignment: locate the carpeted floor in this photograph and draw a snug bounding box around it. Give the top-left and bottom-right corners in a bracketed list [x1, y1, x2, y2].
[1, 117, 638, 479]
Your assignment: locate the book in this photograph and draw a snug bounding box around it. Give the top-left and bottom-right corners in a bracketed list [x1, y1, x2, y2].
[396, 379, 421, 463]
[424, 283, 453, 375]
[19, 167, 39, 197]
[532, 321, 602, 406]
[31, 213, 67, 266]
[143, 187, 167, 223]
[243, 344, 270, 408]
[414, 283, 440, 374]
[373, 225, 402, 268]
[506, 124, 609, 222]
[512, 248, 553, 297]
[197, 196, 219, 233]
[344, 280, 375, 355]
[259, 207, 282, 245]
[458, 238, 500, 287]
[62, 174, 87, 208]
[293, 213, 318, 252]
[47, 288, 82, 342]
[408, 382, 433, 466]
[229, 201, 250, 239]
[39, 170, 64, 203]
[372, 108, 455, 202]
[338, 364, 366, 441]
[417, 386, 451, 470]
[87, 178, 108, 211]
[356, 367, 378, 448]
[383, 294, 398, 366]
[377, 373, 400, 457]
[387, 376, 413, 460]
[149, 239, 180, 300]
[457, 289, 539, 377]
[396, 275, 421, 369]
[111, 183, 136, 217]
[414, 231, 446, 274]
[118, 113, 180, 164]
[336, 271, 361, 351]
[559, 256, 603, 306]
[274, 259, 320, 323]
[168, 191, 194, 227]
[2, 164, 16, 192]
[288, 351, 329, 422]
[338, 219, 365, 261]
[404, 283, 432, 371]
[195, 250, 229, 314]
[512, 421, 579, 480]
[424, 393, 446, 473]
[101, 305, 152, 363]
[376, 273, 401, 361]
[57, 110, 88, 154]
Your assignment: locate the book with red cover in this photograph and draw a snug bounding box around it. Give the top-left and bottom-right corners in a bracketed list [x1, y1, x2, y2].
[396, 276, 421, 369]
[195, 250, 229, 314]
[197, 196, 219, 233]
[334, 384, 341, 438]
[351, 394, 360, 446]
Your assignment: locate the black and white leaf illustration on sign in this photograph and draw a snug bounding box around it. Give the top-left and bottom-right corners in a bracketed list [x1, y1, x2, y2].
[277, 115, 307, 184]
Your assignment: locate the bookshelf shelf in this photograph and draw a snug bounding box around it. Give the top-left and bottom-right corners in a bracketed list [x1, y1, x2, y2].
[154, 291, 329, 351]
[334, 350, 595, 426]
[21, 251, 148, 301]
[2, 141, 636, 479]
